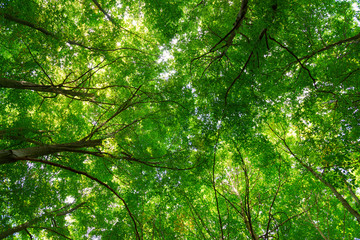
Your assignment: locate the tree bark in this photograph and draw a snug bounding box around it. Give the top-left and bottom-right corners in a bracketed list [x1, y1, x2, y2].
[0, 139, 103, 165]
[0, 77, 94, 98]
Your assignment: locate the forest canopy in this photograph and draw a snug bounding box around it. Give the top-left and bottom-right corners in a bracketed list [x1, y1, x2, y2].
[1, 0, 360, 239]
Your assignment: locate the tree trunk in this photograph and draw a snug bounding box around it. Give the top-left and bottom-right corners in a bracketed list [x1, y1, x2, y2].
[0, 77, 94, 98]
[0, 139, 103, 165]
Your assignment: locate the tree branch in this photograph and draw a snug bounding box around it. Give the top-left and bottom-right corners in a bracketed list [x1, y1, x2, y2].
[268, 35, 318, 89]
[267, 125, 360, 224]
[90, 0, 117, 25]
[16, 158, 141, 239]
[0, 202, 85, 239]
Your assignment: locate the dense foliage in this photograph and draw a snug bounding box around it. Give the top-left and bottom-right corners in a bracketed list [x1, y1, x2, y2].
[1, 0, 360, 239]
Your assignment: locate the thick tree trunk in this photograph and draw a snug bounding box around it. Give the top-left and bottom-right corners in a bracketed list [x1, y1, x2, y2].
[0, 139, 103, 165]
[0, 77, 94, 98]
[0, 202, 85, 239]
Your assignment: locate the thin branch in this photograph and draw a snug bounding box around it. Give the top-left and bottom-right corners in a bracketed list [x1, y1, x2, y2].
[91, 0, 117, 25]
[212, 126, 224, 240]
[231, 139, 259, 239]
[2, 13, 149, 52]
[224, 28, 267, 105]
[29, 227, 72, 240]
[216, 190, 244, 218]
[119, 154, 199, 171]
[267, 125, 360, 224]
[24, 44, 53, 85]
[0, 202, 85, 239]
[89, 0, 153, 43]
[306, 211, 328, 240]
[264, 162, 283, 239]
[259, 210, 307, 239]
[2, 13, 56, 37]
[268, 35, 318, 89]
[17, 158, 141, 240]
[180, 190, 213, 239]
[84, 85, 142, 141]
[25, 229, 33, 240]
[340, 176, 360, 207]
[190, 0, 250, 76]
[297, 32, 360, 62]
[210, 0, 249, 52]
[224, 51, 253, 106]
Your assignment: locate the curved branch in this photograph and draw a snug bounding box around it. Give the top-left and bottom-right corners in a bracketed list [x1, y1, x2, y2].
[224, 51, 253, 106]
[89, 0, 153, 43]
[267, 125, 360, 224]
[2, 13, 56, 37]
[210, 0, 249, 52]
[297, 32, 360, 62]
[29, 227, 72, 240]
[224, 28, 267, 106]
[2, 13, 147, 52]
[16, 158, 141, 239]
[268, 35, 318, 89]
[0, 202, 85, 239]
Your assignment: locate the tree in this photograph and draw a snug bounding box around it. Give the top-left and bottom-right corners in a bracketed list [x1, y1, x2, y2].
[1, 0, 360, 239]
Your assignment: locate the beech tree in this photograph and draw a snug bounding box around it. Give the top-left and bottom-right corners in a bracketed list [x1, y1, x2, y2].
[1, 0, 360, 239]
